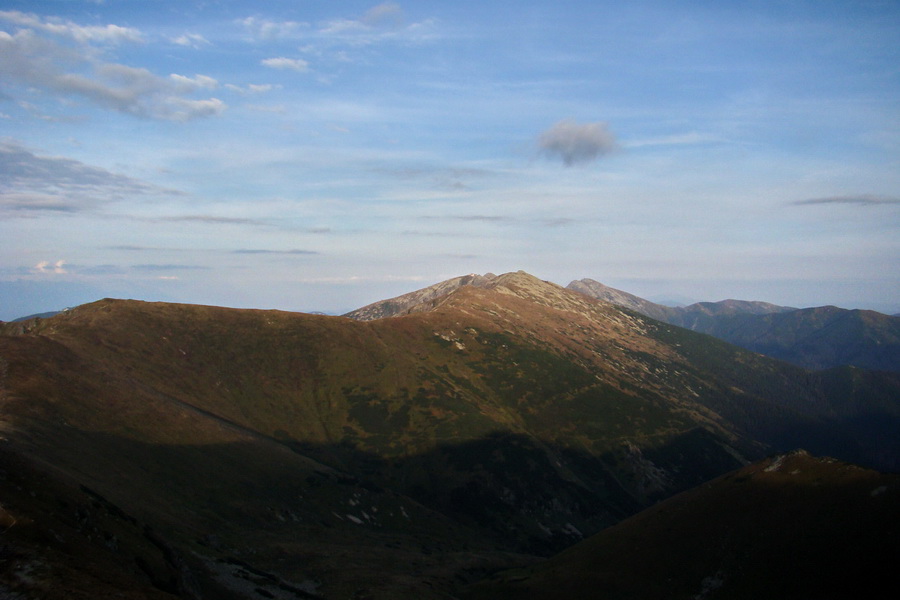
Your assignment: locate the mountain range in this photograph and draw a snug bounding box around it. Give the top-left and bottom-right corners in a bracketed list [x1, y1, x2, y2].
[347, 273, 900, 373]
[568, 278, 900, 373]
[1, 270, 898, 598]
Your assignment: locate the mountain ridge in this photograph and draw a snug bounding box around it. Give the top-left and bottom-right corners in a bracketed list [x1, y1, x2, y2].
[2, 270, 899, 597]
[567, 277, 900, 372]
[339, 272, 899, 372]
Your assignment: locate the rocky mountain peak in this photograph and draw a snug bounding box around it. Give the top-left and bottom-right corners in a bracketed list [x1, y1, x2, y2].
[343, 272, 498, 321]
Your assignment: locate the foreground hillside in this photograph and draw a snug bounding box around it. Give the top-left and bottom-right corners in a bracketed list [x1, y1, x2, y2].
[468, 450, 900, 599]
[2, 271, 899, 598]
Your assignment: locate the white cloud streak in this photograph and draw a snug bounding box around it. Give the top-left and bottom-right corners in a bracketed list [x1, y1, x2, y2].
[240, 3, 436, 52]
[34, 260, 67, 274]
[321, 2, 405, 35]
[225, 83, 279, 95]
[239, 16, 307, 40]
[0, 10, 142, 44]
[0, 20, 224, 121]
[171, 33, 209, 48]
[261, 57, 310, 72]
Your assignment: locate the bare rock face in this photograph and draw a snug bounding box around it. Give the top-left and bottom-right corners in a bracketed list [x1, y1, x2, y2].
[343, 272, 497, 320]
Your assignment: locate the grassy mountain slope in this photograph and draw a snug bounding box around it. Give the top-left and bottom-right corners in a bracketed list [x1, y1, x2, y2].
[694, 305, 900, 372]
[1, 271, 898, 597]
[467, 450, 900, 600]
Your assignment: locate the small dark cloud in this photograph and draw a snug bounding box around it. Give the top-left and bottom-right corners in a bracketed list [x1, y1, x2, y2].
[233, 249, 318, 255]
[538, 119, 618, 166]
[792, 195, 900, 207]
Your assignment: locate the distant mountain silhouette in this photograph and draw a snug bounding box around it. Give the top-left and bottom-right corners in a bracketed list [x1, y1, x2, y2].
[10, 309, 64, 322]
[569, 278, 900, 372]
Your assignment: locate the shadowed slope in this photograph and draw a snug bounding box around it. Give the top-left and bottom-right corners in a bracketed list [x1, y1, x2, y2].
[466, 450, 900, 600]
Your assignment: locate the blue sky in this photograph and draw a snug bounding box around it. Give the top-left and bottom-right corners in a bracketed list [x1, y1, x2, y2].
[2, 0, 899, 319]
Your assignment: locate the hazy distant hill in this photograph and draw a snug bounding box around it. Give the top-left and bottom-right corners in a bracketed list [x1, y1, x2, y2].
[9, 310, 64, 322]
[566, 278, 681, 323]
[569, 278, 900, 372]
[1, 271, 898, 598]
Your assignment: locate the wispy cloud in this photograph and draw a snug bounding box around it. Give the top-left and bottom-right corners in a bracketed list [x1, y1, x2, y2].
[0, 140, 180, 214]
[0, 192, 83, 212]
[0, 14, 224, 121]
[107, 245, 155, 251]
[225, 83, 279, 95]
[232, 249, 319, 255]
[792, 195, 900, 207]
[261, 57, 310, 72]
[239, 16, 308, 40]
[79, 264, 127, 276]
[376, 165, 495, 192]
[170, 32, 210, 48]
[0, 10, 142, 44]
[627, 132, 721, 148]
[132, 264, 211, 271]
[294, 273, 431, 284]
[169, 74, 218, 90]
[321, 2, 405, 35]
[154, 215, 264, 225]
[361, 3, 404, 27]
[241, 3, 437, 52]
[542, 217, 577, 227]
[34, 259, 67, 274]
[537, 119, 619, 166]
[423, 215, 512, 223]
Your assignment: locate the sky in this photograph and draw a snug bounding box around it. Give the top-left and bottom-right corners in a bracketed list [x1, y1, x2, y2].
[1, 0, 899, 320]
